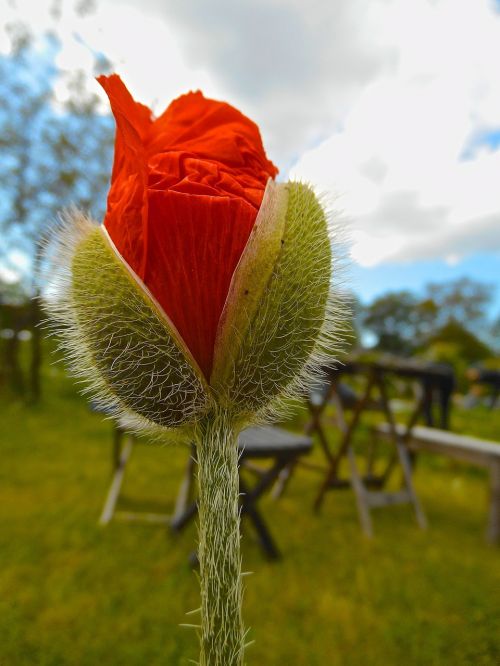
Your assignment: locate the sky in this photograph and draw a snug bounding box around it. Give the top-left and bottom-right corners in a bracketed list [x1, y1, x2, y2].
[1, 0, 499, 311]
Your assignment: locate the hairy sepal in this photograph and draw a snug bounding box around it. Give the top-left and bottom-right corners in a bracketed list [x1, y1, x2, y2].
[211, 179, 288, 396]
[43, 212, 211, 434]
[215, 181, 340, 420]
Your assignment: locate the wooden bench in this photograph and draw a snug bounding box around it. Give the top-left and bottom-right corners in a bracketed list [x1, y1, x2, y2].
[376, 423, 500, 543]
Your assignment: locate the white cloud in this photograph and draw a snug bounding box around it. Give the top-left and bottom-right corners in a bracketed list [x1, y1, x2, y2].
[102, 0, 397, 168]
[291, 0, 500, 266]
[0, 265, 20, 284]
[70, 2, 221, 109]
[1, 0, 223, 111]
[3, 0, 500, 269]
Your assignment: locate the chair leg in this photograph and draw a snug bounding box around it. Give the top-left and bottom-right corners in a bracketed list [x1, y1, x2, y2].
[347, 446, 373, 537]
[99, 435, 134, 525]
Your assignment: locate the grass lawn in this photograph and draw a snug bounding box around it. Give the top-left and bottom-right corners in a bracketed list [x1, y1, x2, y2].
[1, 355, 499, 665]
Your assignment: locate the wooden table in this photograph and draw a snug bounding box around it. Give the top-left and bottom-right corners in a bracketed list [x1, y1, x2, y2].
[308, 357, 454, 535]
[171, 426, 312, 559]
[99, 424, 312, 559]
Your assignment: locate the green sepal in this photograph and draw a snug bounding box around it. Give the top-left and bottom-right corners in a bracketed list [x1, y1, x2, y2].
[71, 226, 211, 429]
[211, 179, 288, 395]
[214, 181, 332, 417]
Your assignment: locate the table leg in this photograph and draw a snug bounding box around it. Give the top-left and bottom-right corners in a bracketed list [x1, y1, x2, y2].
[377, 378, 424, 486]
[112, 425, 123, 471]
[347, 445, 373, 537]
[272, 460, 296, 499]
[170, 499, 198, 532]
[314, 374, 376, 511]
[172, 455, 291, 558]
[397, 442, 427, 530]
[239, 477, 280, 559]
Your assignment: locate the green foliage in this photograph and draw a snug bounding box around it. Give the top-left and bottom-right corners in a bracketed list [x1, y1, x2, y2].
[362, 277, 497, 357]
[0, 279, 29, 306]
[362, 290, 423, 355]
[419, 321, 493, 391]
[424, 320, 492, 364]
[1, 363, 500, 665]
[424, 277, 493, 329]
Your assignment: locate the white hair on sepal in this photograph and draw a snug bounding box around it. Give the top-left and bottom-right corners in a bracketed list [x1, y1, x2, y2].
[280, 182, 352, 392]
[224, 180, 352, 426]
[39, 212, 151, 434]
[282, 186, 351, 400]
[40, 210, 210, 443]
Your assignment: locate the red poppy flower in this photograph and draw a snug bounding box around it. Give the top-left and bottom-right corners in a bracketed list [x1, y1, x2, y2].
[98, 75, 278, 380]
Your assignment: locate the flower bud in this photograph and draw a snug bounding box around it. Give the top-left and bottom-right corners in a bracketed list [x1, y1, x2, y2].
[43, 77, 341, 436]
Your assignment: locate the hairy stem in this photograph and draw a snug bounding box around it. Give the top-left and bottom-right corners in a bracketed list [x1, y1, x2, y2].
[195, 409, 245, 666]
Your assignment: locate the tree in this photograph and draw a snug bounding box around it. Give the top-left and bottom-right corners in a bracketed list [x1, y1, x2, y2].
[0, 14, 114, 400]
[362, 278, 496, 356]
[421, 320, 493, 391]
[361, 290, 436, 355]
[424, 277, 493, 330]
[490, 314, 500, 354]
[0, 21, 114, 282]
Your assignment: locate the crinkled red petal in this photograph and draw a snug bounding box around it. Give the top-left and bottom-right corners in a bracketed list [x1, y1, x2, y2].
[98, 75, 278, 380]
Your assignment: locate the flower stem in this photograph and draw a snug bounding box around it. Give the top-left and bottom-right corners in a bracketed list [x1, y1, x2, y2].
[195, 409, 245, 666]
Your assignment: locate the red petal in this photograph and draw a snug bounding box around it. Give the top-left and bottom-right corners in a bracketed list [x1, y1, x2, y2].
[97, 75, 152, 184]
[98, 75, 154, 276]
[100, 78, 278, 379]
[145, 190, 256, 379]
[149, 92, 278, 181]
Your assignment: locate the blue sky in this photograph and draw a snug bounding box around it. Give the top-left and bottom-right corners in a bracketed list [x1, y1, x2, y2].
[352, 253, 499, 309]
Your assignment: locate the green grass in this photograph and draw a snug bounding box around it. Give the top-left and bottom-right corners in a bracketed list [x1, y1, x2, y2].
[1, 356, 500, 665]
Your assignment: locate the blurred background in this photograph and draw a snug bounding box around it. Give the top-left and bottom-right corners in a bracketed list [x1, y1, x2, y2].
[1, 1, 499, 664]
